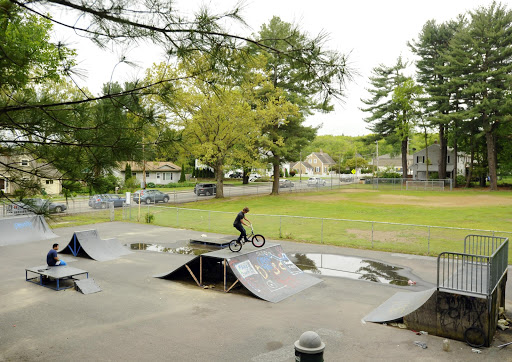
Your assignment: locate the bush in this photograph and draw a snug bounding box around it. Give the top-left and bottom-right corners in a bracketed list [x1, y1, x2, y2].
[145, 212, 155, 224]
[456, 175, 466, 186]
[146, 182, 156, 188]
[380, 171, 401, 178]
[163, 181, 196, 188]
[179, 164, 186, 182]
[124, 176, 140, 192]
[289, 170, 296, 177]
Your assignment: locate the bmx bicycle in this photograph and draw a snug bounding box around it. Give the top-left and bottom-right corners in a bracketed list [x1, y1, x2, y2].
[229, 225, 265, 252]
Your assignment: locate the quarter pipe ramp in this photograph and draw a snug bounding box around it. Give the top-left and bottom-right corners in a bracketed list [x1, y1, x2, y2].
[59, 229, 132, 261]
[0, 215, 58, 246]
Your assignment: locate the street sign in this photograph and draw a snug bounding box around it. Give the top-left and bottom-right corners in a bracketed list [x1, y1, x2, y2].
[351, 169, 356, 174]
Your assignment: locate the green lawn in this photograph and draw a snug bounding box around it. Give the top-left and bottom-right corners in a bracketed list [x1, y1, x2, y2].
[51, 188, 512, 262]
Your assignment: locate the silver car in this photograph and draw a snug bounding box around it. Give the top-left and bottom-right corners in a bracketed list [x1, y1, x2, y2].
[307, 177, 326, 186]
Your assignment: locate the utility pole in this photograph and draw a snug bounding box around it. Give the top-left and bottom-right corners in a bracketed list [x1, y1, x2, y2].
[376, 140, 379, 176]
[142, 136, 146, 190]
[299, 151, 302, 184]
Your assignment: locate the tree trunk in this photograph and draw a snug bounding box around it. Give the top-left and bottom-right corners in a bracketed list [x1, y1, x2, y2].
[486, 131, 498, 191]
[465, 143, 475, 188]
[214, 161, 224, 198]
[242, 167, 249, 185]
[424, 128, 429, 180]
[271, 155, 280, 195]
[438, 125, 447, 179]
[401, 139, 408, 179]
[453, 126, 458, 187]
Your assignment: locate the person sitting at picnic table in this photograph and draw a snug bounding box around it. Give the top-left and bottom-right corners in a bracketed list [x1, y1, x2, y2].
[47, 243, 67, 266]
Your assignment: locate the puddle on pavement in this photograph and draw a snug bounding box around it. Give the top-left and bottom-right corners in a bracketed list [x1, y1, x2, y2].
[291, 253, 411, 286]
[129, 243, 210, 255]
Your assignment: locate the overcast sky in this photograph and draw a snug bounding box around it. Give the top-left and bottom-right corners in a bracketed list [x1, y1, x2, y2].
[52, 0, 499, 137]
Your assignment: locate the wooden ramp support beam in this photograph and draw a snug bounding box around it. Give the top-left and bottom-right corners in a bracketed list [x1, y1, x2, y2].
[185, 265, 201, 287]
[200, 256, 203, 285]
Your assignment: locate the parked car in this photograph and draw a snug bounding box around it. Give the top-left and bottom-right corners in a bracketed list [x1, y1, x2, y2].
[248, 174, 261, 182]
[279, 179, 294, 188]
[89, 194, 126, 209]
[229, 172, 242, 178]
[194, 183, 217, 196]
[6, 198, 66, 214]
[133, 190, 170, 204]
[25, 198, 67, 213]
[5, 200, 31, 215]
[307, 177, 327, 186]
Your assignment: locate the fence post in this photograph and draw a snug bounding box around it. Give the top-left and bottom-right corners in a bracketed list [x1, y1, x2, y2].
[209, 211, 211, 231]
[371, 222, 374, 248]
[176, 207, 179, 227]
[428, 226, 431, 255]
[321, 218, 324, 244]
[279, 216, 282, 238]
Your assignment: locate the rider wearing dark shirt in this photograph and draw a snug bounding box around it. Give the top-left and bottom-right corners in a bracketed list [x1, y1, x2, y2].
[47, 243, 67, 266]
[233, 207, 251, 243]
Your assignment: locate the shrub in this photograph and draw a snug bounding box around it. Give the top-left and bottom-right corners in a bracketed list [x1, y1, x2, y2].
[146, 182, 156, 188]
[456, 175, 466, 186]
[289, 170, 296, 177]
[179, 164, 186, 182]
[145, 212, 155, 224]
[124, 176, 140, 192]
[380, 171, 401, 178]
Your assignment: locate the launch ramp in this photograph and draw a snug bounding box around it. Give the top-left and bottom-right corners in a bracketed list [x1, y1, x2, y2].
[59, 229, 132, 261]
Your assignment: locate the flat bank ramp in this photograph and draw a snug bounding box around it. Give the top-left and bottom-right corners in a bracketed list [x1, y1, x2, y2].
[0, 215, 57, 246]
[60, 229, 132, 261]
[226, 244, 323, 303]
[363, 288, 436, 323]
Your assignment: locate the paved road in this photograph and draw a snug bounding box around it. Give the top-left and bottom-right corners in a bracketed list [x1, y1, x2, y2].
[58, 179, 356, 214]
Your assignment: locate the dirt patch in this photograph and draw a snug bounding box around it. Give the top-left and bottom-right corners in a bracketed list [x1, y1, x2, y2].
[287, 191, 512, 207]
[371, 194, 512, 208]
[287, 189, 378, 203]
[347, 229, 414, 244]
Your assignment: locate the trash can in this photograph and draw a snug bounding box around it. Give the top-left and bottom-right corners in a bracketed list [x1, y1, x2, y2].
[294, 331, 325, 361]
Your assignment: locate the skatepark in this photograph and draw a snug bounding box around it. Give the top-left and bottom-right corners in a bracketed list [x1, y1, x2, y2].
[1, 219, 511, 361]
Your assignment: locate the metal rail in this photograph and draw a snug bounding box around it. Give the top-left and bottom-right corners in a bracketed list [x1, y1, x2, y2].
[437, 236, 508, 296]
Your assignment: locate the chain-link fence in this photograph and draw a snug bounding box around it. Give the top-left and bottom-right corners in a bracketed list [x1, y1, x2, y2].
[121, 205, 512, 262]
[0, 177, 458, 218]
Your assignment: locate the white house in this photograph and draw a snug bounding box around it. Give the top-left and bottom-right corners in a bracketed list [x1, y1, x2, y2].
[116, 161, 181, 185]
[410, 143, 469, 180]
[0, 155, 62, 195]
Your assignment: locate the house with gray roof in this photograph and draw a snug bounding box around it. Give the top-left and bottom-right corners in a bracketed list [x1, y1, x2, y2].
[0, 155, 63, 195]
[115, 161, 182, 185]
[292, 151, 336, 176]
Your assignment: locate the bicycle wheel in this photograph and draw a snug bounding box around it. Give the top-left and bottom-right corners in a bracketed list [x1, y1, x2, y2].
[251, 234, 265, 247]
[229, 240, 242, 252]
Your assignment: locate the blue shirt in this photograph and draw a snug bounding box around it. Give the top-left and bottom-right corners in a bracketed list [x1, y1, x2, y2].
[47, 249, 58, 266]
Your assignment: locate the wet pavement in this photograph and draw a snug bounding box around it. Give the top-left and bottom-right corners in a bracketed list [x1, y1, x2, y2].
[1, 222, 511, 361]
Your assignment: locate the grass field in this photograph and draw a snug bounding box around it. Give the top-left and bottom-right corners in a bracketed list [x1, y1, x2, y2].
[51, 188, 512, 262]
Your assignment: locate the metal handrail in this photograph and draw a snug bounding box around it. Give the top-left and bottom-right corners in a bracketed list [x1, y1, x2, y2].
[464, 234, 508, 256]
[437, 236, 509, 296]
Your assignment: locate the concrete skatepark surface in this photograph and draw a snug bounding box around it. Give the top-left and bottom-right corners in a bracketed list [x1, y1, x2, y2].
[1, 222, 511, 361]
